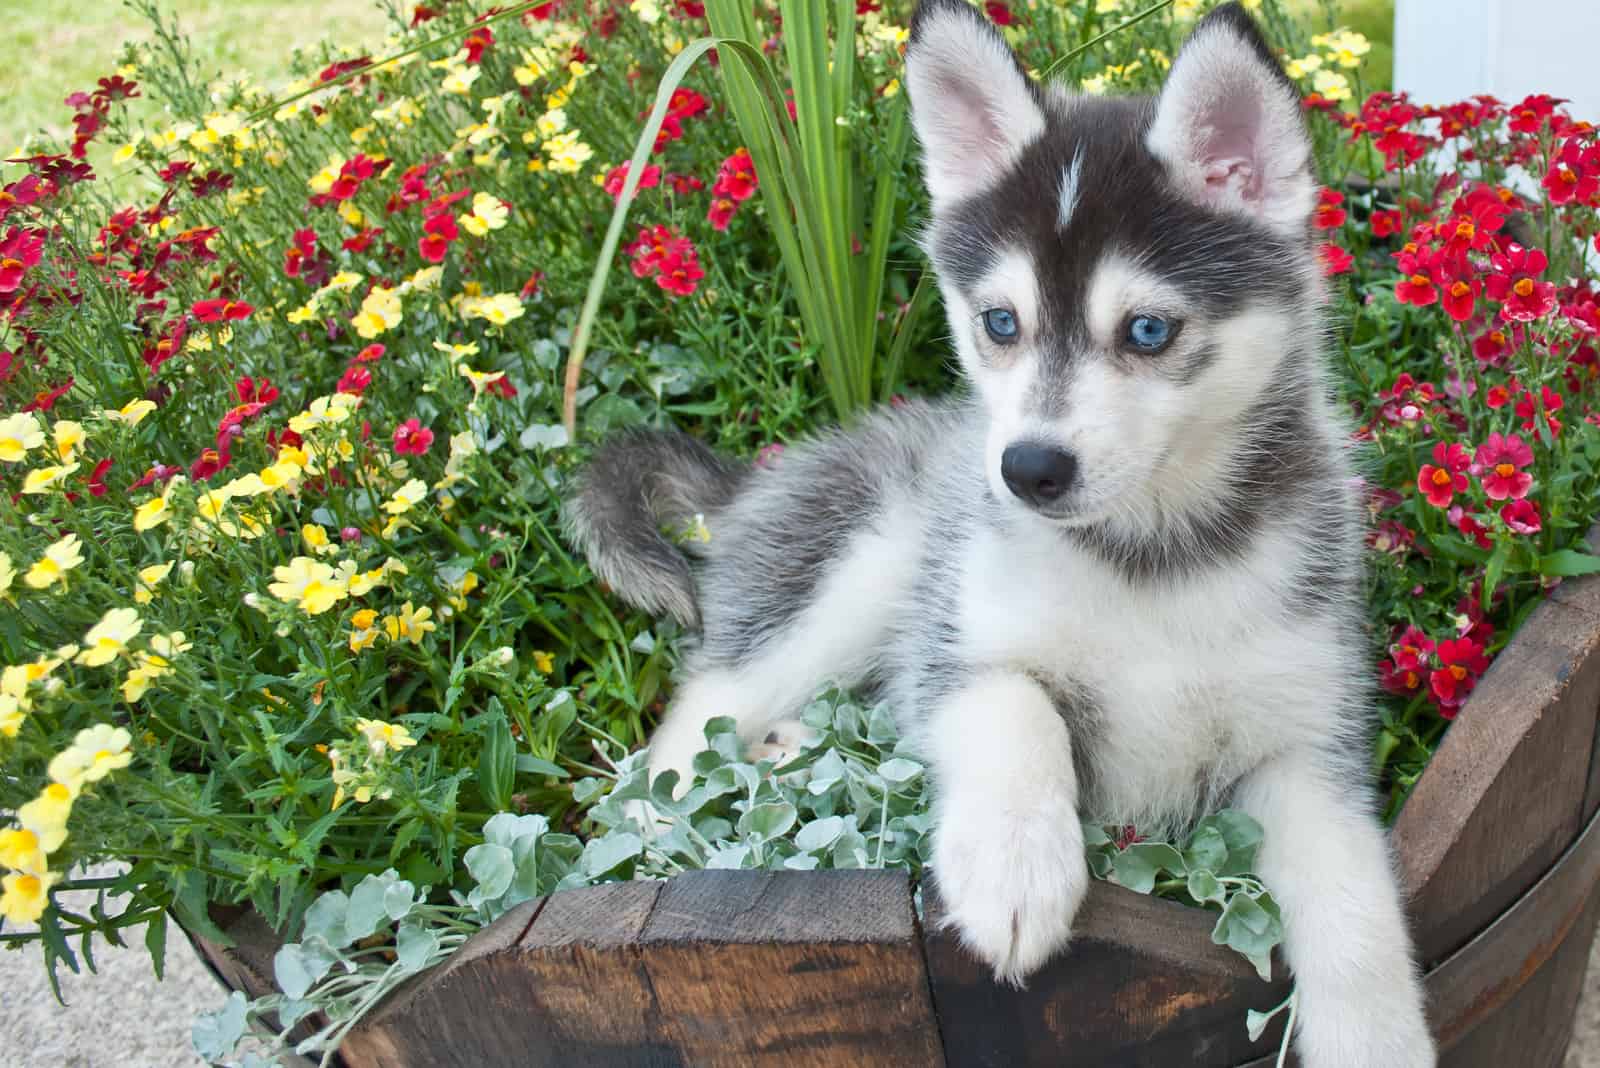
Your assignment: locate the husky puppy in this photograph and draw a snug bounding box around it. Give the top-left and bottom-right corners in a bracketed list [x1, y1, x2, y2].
[566, 2, 1433, 1063]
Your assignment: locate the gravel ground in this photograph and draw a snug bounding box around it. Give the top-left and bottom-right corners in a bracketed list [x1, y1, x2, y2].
[2, 887, 1599, 1067]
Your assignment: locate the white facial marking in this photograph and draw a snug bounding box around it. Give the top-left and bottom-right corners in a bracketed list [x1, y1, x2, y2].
[1056, 148, 1084, 230]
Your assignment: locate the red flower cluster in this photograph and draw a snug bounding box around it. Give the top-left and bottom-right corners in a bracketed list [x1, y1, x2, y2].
[393, 418, 435, 456]
[625, 225, 705, 298]
[651, 88, 710, 154]
[1379, 625, 1492, 717]
[603, 162, 662, 201]
[707, 147, 758, 231]
[312, 153, 392, 207]
[418, 189, 472, 263]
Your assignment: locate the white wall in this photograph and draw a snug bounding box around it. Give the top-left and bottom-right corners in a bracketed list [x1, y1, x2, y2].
[1394, 0, 1600, 122]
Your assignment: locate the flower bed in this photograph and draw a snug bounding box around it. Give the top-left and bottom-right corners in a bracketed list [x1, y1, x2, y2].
[2, 0, 1600, 1063]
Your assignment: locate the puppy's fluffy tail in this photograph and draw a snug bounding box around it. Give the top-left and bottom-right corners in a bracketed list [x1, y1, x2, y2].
[563, 429, 746, 627]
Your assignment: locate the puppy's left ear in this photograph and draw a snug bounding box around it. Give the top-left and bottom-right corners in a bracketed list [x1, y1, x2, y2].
[1146, 2, 1314, 237]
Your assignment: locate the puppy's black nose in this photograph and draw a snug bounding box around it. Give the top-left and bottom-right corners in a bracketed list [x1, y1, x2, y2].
[1001, 443, 1078, 507]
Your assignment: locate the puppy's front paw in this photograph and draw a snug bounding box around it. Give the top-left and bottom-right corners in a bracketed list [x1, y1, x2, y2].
[1296, 989, 1435, 1068]
[933, 798, 1087, 986]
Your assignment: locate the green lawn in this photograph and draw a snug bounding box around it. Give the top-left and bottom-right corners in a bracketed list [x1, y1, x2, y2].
[0, 0, 1396, 163]
[0, 0, 394, 155]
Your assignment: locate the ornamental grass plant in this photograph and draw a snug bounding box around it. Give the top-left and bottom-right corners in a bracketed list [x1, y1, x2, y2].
[1, 0, 1599, 1061]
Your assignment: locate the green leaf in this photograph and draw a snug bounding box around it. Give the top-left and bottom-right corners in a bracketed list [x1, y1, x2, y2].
[1111, 843, 1183, 894]
[144, 911, 167, 982]
[299, 889, 350, 948]
[582, 832, 644, 877]
[478, 711, 515, 811]
[464, 843, 515, 902]
[739, 800, 798, 840]
[515, 753, 569, 778]
[170, 870, 232, 948]
[794, 815, 846, 852]
[1186, 869, 1224, 905]
[396, 922, 441, 975]
[346, 874, 394, 942]
[1183, 826, 1228, 874]
[876, 757, 923, 786]
[1538, 549, 1600, 577]
[191, 991, 248, 1061]
[1483, 538, 1513, 610]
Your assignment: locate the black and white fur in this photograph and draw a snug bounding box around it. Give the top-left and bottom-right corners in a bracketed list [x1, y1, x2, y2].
[565, 3, 1433, 1063]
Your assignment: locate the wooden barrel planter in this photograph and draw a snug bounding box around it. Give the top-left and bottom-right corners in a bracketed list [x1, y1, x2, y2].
[188, 543, 1600, 1067]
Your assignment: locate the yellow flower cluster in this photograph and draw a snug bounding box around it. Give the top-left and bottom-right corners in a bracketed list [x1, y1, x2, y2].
[327, 718, 417, 809]
[0, 726, 131, 924]
[1285, 29, 1372, 103]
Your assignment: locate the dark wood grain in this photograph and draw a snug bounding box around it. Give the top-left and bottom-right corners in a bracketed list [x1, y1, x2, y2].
[636, 868, 944, 1068]
[923, 877, 1289, 1067]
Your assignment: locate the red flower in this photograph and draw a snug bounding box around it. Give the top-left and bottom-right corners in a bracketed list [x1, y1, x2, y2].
[1318, 243, 1353, 276]
[1312, 187, 1346, 230]
[236, 376, 280, 405]
[1485, 383, 1512, 409]
[192, 298, 253, 322]
[87, 458, 112, 497]
[655, 250, 705, 297]
[1370, 209, 1403, 238]
[419, 234, 451, 263]
[1475, 432, 1533, 500]
[1499, 498, 1541, 535]
[1417, 441, 1471, 508]
[1515, 385, 1563, 437]
[1395, 270, 1437, 307]
[1508, 93, 1559, 134]
[1485, 244, 1556, 322]
[343, 228, 381, 253]
[712, 147, 758, 203]
[1472, 328, 1510, 367]
[1380, 625, 1435, 696]
[1449, 506, 1494, 550]
[603, 162, 662, 201]
[707, 197, 737, 232]
[393, 418, 435, 456]
[1430, 637, 1490, 715]
[1441, 278, 1478, 322]
[189, 169, 233, 198]
[983, 1, 1015, 25]
[338, 365, 373, 394]
[355, 343, 386, 364]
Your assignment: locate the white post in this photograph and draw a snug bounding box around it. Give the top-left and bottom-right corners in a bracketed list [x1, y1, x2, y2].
[1393, 0, 1600, 121]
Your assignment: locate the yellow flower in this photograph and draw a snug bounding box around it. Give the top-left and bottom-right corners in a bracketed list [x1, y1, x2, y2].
[349, 608, 381, 653]
[460, 192, 510, 236]
[135, 561, 175, 605]
[382, 601, 436, 644]
[49, 724, 134, 789]
[432, 340, 480, 362]
[104, 398, 157, 426]
[302, 524, 338, 555]
[444, 570, 479, 611]
[0, 871, 61, 924]
[460, 292, 524, 326]
[77, 607, 143, 667]
[24, 533, 84, 590]
[356, 717, 419, 758]
[51, 420, 85, 462]
[0, 827, 47, 875]
[1285, 54, 1323, 80]
[0, 551, 13, 596]
[21, 462, 78, 495]
[17, 784, 74, 851]
[382, 478, 429, 516]
[533, 650, 554, 674]
[458, 365, 507, 395]
[353, 285, 403, 340]
[1312, 69, 1352, 102]
[0, 694, 25, 737]
[122, 650, 172, 702]
[439, 59, 482, 96]
[269, 557, 349, 615]
[133, 492, 171, 531]
[630, 0, 662, 24]
[542, 130, 594, 174]
[0, 412, 44, 462]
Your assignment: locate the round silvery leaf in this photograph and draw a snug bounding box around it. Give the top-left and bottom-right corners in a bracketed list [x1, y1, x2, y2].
[464, 842, 515, 901]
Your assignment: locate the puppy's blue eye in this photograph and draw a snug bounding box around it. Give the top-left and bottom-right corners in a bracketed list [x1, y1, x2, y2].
[1127, 314, 1173, 351]
[983, 308, 1019, 343]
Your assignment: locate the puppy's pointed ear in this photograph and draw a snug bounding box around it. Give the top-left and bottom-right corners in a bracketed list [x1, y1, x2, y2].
[1146, 2, 1315, 237]
[906, 0, 1046, 211]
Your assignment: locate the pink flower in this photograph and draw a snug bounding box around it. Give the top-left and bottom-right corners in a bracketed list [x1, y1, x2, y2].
[393, 418, 434, 456]
[1430, 636, 1490, 715]
[1499, 498, 1541, 535]
[1417, 441, 1471, 508]
[1475, 432, 1533, 500]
